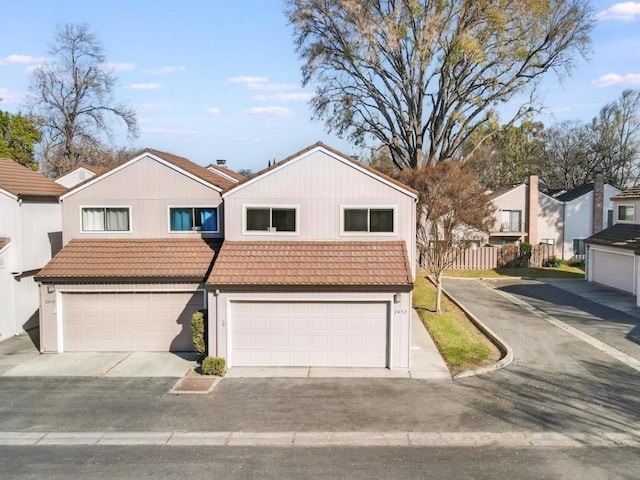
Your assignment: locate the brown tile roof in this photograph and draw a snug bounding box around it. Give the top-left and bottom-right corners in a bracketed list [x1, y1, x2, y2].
[586, 223, 640, 251]
[207, 164, 247, 182]
[612, 186, 640, 200]
[223, 142, 418, 196]
[207, 240, 413, 287]
[143, 148, 235, 190]
[0, 157, 67, 198]
[36, 238, 220, 282]
[0, 237, 10, 251]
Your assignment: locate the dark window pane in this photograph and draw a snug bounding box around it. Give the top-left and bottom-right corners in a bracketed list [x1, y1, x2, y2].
[618, 205, 634, 222]
[370, 209, 393, 232]
[573, 239, 585, 255]
[344, 209, 368, 231]
[272, 208, 296, 232]
[171, 208, 193, 231]
[246, 208, 270, 231]
[196, 208, 218, 231]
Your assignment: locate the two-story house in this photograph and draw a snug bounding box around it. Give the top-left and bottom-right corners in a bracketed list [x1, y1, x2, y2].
[36, 143, 417, 370]
[585, 186, 640, 298]
[0, 157, 65, 341]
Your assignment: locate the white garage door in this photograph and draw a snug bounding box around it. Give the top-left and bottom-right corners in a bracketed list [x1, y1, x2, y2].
[591, 250, 634, 293]
[63, 291, 203, 352]
[231, 301, 388, 367]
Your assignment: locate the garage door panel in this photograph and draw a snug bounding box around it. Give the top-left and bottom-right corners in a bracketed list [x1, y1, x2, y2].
[592, 250, 634, 293]
[231, 301, 388, 367]
[63, 291, 201, 352]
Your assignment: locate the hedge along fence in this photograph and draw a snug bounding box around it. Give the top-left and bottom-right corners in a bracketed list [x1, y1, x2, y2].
[423, 244, 555, 270]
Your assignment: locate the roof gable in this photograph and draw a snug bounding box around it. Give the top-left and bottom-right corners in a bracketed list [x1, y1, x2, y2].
[0, 157, 67, 199]
[61, 148, 233, 200]
[586, 223, 640, 251]
[206, 165, 246, 183]
[222, 142, 417, 199]
[613, 185, 640, 201]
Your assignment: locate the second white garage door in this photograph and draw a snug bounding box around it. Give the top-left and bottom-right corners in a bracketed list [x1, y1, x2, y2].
[591, 250, 635, 293]
[63, 291, 203, 352]
[231, 301, 388, 367]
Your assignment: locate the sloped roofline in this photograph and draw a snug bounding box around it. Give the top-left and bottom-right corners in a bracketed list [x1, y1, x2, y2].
[222, 142, 418, 199]
[489, 182, 562, 205]
[60, 150, 224, 200]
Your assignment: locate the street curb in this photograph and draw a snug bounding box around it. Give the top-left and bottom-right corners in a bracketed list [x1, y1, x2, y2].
[431, 278, 514, 379]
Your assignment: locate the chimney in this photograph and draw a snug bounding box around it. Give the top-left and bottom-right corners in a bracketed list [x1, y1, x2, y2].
[216, 159, 226, 166]
[593, 172, 604, 234]
[527, 175, 539, 245]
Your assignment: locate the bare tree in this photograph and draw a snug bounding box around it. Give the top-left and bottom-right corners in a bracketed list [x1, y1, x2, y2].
[25, 23, 138, 177]
[398, 162, 494, 312]
[539, 120, 592, 190]
[287, 0, 593, 169]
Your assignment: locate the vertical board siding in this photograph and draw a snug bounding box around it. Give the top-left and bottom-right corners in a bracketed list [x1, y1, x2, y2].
[422, 244, 555, 270]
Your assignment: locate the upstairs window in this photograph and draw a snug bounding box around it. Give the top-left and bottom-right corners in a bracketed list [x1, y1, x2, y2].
[617, 205, 635, 222]
[82, 207, 130, 232]
[170, 207, 218, 232]
[500, 210, 522, 232]
[343, 207, 394, 233]
[245, 207, 297, 233]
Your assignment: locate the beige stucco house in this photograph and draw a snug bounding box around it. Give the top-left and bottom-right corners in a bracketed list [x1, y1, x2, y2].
[0, 157, 65, 341]
[36, 143, 417, 370]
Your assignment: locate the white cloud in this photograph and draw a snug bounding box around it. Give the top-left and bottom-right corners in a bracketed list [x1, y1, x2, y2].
[254, 92, 314, 102]
[596, 2, 640, 21]
[205, 107, 221, 114]
[144, 66, 186, 74]
[244, 106, 293, 116]
[140, 103, 171, 110]
[0, 87, 25, 104]
[0, 54, 47, 65]
[126, 83, 162, 90]
[593, 72, 640, 87]
[229, 75, 298, 91]
[229, 75, 269, 84]
[104, 62, 136, 72]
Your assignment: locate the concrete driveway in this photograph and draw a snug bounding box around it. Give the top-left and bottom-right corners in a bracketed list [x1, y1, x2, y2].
[0, 333, 198, 377]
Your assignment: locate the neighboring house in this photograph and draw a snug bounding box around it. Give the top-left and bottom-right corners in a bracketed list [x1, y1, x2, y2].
[206, 159, 246, 184]
[0, 157, 65, 341]
[36, 143, 417, 371]
[585, 186, 640, 298]
[554, 174, 620, 260]
[488, 176, 564, 256]
[36, 148, 233, 353]
[54, 163, 108, 189]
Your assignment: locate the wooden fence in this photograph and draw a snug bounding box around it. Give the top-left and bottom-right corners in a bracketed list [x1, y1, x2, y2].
[422, 244, 556, 270]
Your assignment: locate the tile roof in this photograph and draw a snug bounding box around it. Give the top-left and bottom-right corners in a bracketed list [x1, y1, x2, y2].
[207, 240, 413, 287]
[143, 148, 236, 190]
[207, 164, 247, 182]
[0, 157, 67, 198]
[223, 142, 418, 196]
[36, 238, 220, 282]
[612, 186, 640, 200]
[586, 223, 640, 251]
[0, 237, 10, 251]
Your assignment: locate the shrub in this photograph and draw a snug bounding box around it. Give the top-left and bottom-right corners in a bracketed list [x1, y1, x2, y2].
[499, 244, 520, 268]
[543, 256, 563, 268]
[201, 356, 226, 376]
[190, 309, 207, 356]
[520, 242, 532, 257]
[566, 258, 585, 269]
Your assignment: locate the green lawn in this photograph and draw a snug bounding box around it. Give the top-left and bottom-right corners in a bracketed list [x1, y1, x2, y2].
[443, 264, 585, 279]
[413, 272, 500, 374]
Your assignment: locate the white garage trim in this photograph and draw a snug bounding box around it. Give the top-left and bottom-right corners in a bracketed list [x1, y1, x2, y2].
[225, 298, 393, 369]
[588, 246, 635, 294]
[54, 288, 206, 352]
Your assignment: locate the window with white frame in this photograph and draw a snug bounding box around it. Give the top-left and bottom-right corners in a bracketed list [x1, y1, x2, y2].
[343, 207, 394, 233]
[81, 207, 130, 232]
[617, 205, 635, 222]
[245, 206, 297, 233]
[170, 207, 219, 232]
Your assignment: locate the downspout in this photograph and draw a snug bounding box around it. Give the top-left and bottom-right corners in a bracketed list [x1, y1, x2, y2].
[11, 196, 24, 277]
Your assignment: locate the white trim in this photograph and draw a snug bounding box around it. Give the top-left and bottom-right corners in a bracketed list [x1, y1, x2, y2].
[79, 205, 132, 234]
[207, 165, 240, 183]
[0, 187, 18, 201]
[589, 246, 636, 294]
[225, 297, 392, 369]
[242, 204, 300, 236]
[616, 204, 635, 223]
[54, 167, 96, 186]
[166, 205, 221, 234]
[61, 152, 223, 200]
[55, 290, 63, 353]
[223, 145, 417, 200]
[0, 240, 11, 256]
[340, 205, 397, 236]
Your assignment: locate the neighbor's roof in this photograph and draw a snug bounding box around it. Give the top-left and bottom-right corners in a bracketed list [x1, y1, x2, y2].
[0, 157, 67, 199]
[612, 186, 640, 201]
[222, 142, 418, 197]
[36, 238, 220, 282]
[586, 223, 640, 251]
[0, 237, 10, 251]
[555, 183, 594, 202]
[207, 164, 246, 182]
[207, 240, 413, 287]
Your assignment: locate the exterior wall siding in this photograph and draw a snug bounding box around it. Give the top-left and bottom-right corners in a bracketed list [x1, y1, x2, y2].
[207, 289, 412, 369]
[537, 193, 563, 257]
[61, 155, 223, 244]
[490, 185, 528, 235]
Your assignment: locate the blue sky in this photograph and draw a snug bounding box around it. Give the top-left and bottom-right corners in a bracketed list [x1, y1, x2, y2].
[1, 1, 639, 172]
